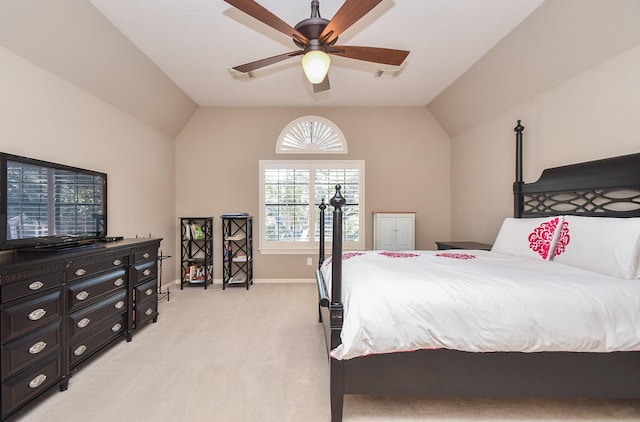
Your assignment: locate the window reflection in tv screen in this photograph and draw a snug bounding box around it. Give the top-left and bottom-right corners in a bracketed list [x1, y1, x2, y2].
[1, 153, 107, 249]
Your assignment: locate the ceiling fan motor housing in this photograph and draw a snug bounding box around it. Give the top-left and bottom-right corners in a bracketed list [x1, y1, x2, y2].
[293, 0, 333, 50]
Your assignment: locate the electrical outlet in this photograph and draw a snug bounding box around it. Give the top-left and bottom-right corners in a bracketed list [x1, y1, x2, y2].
[306, 257, 313, 266]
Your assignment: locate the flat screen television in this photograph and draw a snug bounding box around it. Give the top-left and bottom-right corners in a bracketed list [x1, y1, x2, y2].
[0, 152, 107, 251]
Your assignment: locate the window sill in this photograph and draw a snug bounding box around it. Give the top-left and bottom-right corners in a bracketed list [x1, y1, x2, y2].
[259, 246, 365, 255]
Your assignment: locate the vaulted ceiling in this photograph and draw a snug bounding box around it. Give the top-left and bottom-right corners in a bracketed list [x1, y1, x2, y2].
[2, 1, 639, 138]
[87, 0, 543, 107]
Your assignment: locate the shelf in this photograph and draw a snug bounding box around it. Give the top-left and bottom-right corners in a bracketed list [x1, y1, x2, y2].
[184, 278, 207, 284]
[225, 234, 246, 241]
[228, 274, 246, 283]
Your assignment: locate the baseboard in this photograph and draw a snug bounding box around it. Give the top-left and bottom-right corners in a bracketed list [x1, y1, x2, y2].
[171, 278, 314, 285]
[252, 278, 314, 284]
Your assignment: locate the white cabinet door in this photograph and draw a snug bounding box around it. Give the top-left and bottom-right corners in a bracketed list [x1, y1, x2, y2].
[376, 216, 398, 250]
[373, 213, 415, 250]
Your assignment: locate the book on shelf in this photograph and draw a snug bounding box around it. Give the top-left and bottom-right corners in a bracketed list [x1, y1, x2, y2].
[232, 254, 247, 262]
[192, 224, 205, 240]
[221, 213, 250, 218]
[185, 264, 213, 282]
[183, 222, 206, 240]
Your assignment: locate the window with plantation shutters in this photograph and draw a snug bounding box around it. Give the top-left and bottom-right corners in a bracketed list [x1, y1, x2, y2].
[259, 160, 364, 253]
[276, 116, 347, 154]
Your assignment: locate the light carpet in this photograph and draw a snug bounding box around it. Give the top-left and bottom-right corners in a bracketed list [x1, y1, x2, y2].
[17, 283, 640, 421]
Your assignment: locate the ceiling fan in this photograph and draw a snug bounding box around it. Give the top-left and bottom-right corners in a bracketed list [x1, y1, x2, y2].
[224, 0, 410, 93]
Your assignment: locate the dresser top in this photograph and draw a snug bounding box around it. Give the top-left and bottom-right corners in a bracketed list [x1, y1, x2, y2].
[0, 238, 161, 280]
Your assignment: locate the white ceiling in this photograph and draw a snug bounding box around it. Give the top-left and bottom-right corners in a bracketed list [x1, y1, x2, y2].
[88, 0, 544, 107]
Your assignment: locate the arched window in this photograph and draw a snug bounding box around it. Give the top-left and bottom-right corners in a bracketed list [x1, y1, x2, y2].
[276, 116, 347, 154]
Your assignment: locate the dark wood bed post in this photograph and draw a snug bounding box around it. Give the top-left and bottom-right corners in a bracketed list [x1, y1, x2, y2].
[317, 199, 327, 323]
[330, 185, 346, 422]
[318, 198, 326, 268]
[513, 120, 525, 218]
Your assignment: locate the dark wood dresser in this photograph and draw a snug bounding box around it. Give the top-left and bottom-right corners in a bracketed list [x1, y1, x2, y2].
[0, 238, 161, 421]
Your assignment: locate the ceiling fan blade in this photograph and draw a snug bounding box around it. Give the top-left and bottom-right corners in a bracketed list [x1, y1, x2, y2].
[329, 45, 409, 66]
[313, 75, 330, 93]
[320, 0, 382, 44]
[224, 0, 309, 44]
[233, 50, 304, 73]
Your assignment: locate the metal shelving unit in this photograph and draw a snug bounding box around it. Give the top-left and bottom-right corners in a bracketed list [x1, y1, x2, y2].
[221, 214, 253, 290]
[180, 217, 213, 289]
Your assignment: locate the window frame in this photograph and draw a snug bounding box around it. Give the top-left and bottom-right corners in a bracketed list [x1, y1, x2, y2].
[259, 160, 365, 254]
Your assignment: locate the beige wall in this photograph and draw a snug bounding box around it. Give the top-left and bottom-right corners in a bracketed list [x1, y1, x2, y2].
[448, 44, 640, 244]
[0, 0, 198, 138]
[175, 107, 451, 280]
[0, 46, 178, 279]
[429, 0, 640, 138]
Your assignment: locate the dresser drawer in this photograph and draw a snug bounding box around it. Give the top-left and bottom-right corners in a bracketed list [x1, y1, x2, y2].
[1, 272, 63, 304]
[135, 279, 158, 328]
[134, 260, 157, 284]
[69, 315, 124, 368]
[134, 286, 158, 328]
[135, 278, 157, 303]
[1, 289, 63, 343]
[1, 322, 62, 381]
[66, 254, 127, 281]
[135, 299, 158, 328]
[67, 269, 126, 311]
[1, 352, 62, 420]
[68, 291, 126, 340]
[134, 247, 156, 263]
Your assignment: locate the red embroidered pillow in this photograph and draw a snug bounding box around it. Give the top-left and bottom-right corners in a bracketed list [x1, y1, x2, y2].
[491, 217, 565, 260]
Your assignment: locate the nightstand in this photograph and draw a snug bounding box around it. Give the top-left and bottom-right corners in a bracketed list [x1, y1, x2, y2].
[435, 241, 492, 251]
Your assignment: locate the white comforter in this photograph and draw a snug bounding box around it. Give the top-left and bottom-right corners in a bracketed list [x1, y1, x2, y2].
[320, 250, 640, 360]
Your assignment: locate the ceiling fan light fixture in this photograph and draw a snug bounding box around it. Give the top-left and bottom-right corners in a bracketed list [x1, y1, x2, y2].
[301, 50, 331, 84]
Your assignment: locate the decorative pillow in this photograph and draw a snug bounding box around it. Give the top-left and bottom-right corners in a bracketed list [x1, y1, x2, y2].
[491, 216, 565, 260]
[552, 216, 640, 279]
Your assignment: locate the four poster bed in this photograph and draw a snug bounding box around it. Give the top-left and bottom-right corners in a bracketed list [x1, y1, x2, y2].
[315, 121, 640, 422]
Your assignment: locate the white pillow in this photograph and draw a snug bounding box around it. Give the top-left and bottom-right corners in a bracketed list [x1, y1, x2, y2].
[552, 216, 640, 279]
[491, 216, 565, 260]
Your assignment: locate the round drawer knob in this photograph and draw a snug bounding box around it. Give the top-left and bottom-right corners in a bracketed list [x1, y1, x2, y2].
[143, 269, 151, 276]
[28, 308, 46, 321]
[74, 268, 86, 276]
[142, 252, 150, 259]
[145, 308, 153, 316]
[28, 281, 44, 291]
[76, 291, 89, 301]
[111, 323, 122, 332]
[113, 278, 125, 287]
[112, 259, 122, 266]
[145, 288, 154, 296]
[29, 374, 47, 389]
[29, 341, 47, 354]
[114, 301, 125, 310]
[77, 318, 90, 328]
[74, 345, 87, 356]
